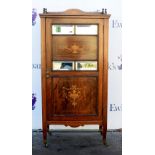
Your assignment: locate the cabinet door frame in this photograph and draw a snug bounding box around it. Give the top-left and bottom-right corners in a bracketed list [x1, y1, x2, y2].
[45, 18, 105, 122]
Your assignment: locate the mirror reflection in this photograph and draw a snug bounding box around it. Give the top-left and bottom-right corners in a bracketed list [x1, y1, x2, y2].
[52, 25, 74, 35]
[52, 25, 98, 35]
[76, 61, 97, 70]
[53, 61, 74, 70]
[75, 25, 98, 35]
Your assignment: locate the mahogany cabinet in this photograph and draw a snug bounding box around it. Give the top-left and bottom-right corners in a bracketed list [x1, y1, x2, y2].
[40, 8, 110, 146]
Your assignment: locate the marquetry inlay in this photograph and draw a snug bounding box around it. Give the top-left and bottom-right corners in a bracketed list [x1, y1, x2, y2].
[64, 43, 83, 54]
[62, 85, 81, 107]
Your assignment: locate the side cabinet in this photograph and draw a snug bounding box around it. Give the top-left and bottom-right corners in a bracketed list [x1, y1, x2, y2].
[39, 9, 110, 146]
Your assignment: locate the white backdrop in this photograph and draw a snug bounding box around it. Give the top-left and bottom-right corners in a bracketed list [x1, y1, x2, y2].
[32, 0, 122, 129]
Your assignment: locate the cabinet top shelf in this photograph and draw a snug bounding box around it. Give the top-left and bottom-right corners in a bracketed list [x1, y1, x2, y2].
[39, 9, 111, 19]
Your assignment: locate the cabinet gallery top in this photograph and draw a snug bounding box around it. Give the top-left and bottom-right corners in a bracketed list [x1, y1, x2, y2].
[39, 8, 110, 19]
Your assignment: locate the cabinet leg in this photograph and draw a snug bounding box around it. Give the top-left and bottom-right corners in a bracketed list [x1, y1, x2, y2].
[43, 128, 47, 147]
[102, 125, 107, 145]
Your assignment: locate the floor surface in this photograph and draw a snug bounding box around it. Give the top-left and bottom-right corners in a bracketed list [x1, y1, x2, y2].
[32, 130, 122, 155]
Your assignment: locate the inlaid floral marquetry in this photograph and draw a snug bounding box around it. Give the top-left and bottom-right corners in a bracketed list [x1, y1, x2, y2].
[63, 85, 81, 107]
[64, 43, 83, 54]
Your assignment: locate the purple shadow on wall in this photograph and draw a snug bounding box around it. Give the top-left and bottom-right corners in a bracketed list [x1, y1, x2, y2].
[32, 8, 37, 26]
[32, 93, 37, 110]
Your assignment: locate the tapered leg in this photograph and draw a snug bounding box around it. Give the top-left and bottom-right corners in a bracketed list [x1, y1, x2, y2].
[43, 128, 47, 144]
[42, 122, 48, 147]
[102, 125, 107, 145]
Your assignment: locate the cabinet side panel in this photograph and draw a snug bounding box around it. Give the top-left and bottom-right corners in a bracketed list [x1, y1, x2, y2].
[103, 19, 109, 132]
[98, 20, 104, 119]
[41, 17, 47, 131]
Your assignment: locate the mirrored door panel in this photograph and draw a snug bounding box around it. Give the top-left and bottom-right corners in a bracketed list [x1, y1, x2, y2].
[53, 61, 74, 71]
[52, 25, 74, 35]
[75, 25, 98, 35]
[76, 61, 97, 70]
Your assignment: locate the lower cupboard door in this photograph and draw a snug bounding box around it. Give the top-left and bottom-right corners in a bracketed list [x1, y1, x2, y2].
[48, 77, 99, 120]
